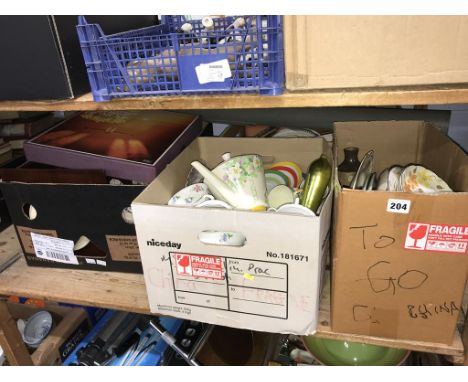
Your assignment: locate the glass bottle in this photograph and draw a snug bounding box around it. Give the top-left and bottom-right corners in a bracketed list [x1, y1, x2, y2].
[338, 147, 360, 187]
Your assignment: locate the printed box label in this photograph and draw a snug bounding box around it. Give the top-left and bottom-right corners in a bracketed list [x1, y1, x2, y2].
[404, 223, 468, 253]
[174, 253, 224, 280]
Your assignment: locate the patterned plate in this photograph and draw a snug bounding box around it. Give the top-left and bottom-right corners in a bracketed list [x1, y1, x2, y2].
[265, 170, 289, 192]
[400, 165, 452, 193]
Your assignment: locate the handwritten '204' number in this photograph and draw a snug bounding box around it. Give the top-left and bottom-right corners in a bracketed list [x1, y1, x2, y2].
[389, 202, 407, 211]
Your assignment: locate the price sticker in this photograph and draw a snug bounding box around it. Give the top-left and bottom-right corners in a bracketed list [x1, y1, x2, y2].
[195, 59, 232, 84]
[386, 198, 411, 214]
[31, 233, 78, 265]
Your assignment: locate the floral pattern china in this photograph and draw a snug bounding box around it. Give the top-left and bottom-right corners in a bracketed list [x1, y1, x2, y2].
[168, 183, 214, 206]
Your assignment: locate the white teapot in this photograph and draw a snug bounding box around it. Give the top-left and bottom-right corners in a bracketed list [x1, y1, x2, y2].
[191, 153, 268, 211]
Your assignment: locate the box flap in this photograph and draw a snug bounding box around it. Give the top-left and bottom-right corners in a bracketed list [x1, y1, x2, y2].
[285, 16, 468, 90]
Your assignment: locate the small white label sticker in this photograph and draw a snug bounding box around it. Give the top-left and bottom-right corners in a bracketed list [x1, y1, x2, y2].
[31, 233, 78, 265]
[387, 198, 411, 214]
[195, 59, 232, 84]
[96, 260, 107, 267]
[85, 258, 97, 264]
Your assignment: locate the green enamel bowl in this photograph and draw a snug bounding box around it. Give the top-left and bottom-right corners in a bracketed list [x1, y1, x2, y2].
[302, 336, 410, 366]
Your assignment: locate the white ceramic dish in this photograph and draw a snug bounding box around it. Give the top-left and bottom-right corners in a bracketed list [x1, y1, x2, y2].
[267, 185, 295, 209]
[350, 150, 374, 190]
[269, 199, 316, 217]
[400, 165, 452, 193]
[272, 128, 320, 138]
[195, 200, 232, 209]
[22, 311, 53, 348]
[365, 172, 377, 191]
[377, 168, 389, 191]
[0, 345, 4, 366]
[388, 165, 403, 191]
[265, 170, 289, 192]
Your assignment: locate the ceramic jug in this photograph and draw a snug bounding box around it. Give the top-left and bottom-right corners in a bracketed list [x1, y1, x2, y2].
[191, 153, 268, 211]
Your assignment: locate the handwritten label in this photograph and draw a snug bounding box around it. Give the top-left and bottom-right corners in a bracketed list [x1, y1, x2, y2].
[386, 198, 411, 214]
[407, 301, 460, 319]
[349, 223, 395, 250]
[356, 260, 428, 295]
[195, 59, 231, 84]
[31, 233, 78, 265]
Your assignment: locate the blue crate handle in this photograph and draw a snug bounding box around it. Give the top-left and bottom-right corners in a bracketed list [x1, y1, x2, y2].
[77, 16, 138, 100]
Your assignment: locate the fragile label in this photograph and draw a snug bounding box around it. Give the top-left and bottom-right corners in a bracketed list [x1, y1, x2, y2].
[386, 198, 411, 214]
[195, 59, 231, 84]
[31, 233, 78, 265]
[174, 253, 223, 280]
[404, 222, 468, 253]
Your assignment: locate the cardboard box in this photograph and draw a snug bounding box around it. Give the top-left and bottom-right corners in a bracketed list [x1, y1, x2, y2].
[285, 16, 468, 91]
[0, 182, 145, 273]
[331, 121, 468, 344]
[4, 303, 89, 365]
[0, 16, 158, 100]
[132, 137, 333, 335]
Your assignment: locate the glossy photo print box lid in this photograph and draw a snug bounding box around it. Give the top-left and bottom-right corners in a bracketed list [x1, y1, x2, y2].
[23, 111, 203, 183]
[330, 121, 468, 344]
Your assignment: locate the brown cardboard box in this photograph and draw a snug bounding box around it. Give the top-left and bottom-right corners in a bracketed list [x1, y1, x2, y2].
[331, 121, 468, 345]
[3, 303, 89, 365]
[132, 137, 333, 335]
[285, 16, 468, 91]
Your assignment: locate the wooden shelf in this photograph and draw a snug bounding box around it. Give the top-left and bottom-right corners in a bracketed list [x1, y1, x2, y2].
[2, 86, 468, 112]
[0, 226, 465, 361]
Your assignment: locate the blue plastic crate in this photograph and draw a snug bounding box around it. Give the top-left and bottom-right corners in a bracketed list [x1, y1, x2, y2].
[77, 16, 284, 101]
[63, 310, 183, 366]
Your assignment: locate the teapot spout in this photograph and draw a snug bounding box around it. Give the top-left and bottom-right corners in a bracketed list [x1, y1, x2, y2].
[190, 161, 237, 205]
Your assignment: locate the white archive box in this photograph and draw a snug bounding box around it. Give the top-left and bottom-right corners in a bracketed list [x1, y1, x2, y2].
[132, 137, 332, 334]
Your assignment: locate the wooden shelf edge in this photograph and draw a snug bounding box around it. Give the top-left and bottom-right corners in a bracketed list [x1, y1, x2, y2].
[315, 325, 464, 358]
[2, 87, 468, 111]
[0, 225, 465, 359]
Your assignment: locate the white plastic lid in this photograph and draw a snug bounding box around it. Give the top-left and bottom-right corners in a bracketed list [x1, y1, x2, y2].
[233, 17, 245, 28]
[202, 16, 214, 29]
[181, 23, 193, 33]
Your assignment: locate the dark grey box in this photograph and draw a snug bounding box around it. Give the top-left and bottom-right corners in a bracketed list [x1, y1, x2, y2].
[0, 16, 158, 100]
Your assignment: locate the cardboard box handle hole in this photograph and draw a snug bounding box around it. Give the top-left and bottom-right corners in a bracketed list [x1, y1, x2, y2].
[22, 203, 38, 221]
[198, 231, 246, 247]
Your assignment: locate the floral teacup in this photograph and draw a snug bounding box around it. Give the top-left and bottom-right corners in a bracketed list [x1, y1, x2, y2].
[168, 183, 214, 207]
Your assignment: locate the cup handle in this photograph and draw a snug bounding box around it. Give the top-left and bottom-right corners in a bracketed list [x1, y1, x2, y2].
[201, 194, 215, 202]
